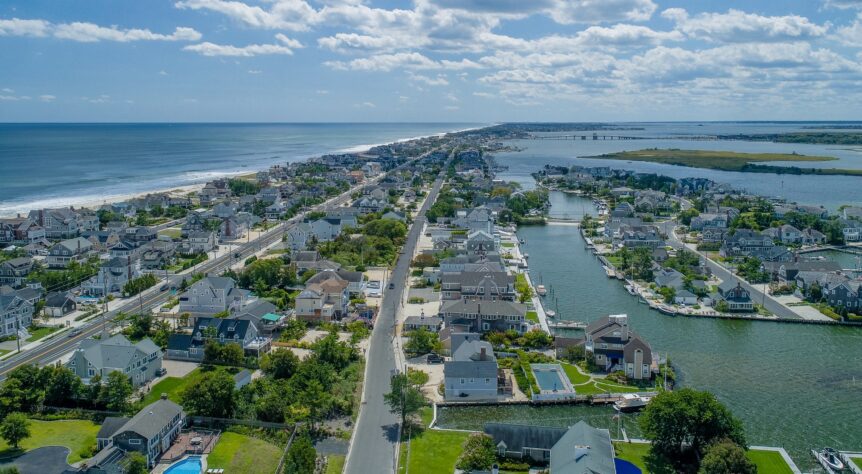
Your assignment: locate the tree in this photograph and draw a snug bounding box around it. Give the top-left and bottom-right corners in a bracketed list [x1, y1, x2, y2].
[0, 413, 30, 449]
[204, 341, 245, 367]
[639, 388, 746, 470]
[103, 371, 133, 412]
[312, 333, 356, 371]
[404, 328, 441, 356]
[43, 366, 83, 407]
[126, 452, 148, 474]
[180, 370, 236, 418]
[260, 350, 300, 379]
[383, 373, 425, 427]
[455, 433, 497, 472]
[284, 433, 316, 474]
[699, 439, 756, 474]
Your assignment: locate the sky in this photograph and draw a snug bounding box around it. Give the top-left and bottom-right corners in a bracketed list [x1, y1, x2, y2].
[1, 0, 862, 122]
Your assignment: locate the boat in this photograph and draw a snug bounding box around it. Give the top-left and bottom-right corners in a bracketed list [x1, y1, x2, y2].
[625, 284, 637, 296]
[520, 239, 525, 244]
[545, 310, 556, 318]
[523, 253, 529, 259]
[613, 394, 651, 413]
[536, 285, 547, 296]
[812, 447, 844, 471]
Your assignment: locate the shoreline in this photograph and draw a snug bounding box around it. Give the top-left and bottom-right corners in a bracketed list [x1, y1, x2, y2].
[0, 124, 487, 219]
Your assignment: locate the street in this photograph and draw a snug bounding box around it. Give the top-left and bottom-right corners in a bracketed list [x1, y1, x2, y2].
[344, 163, 448, 474]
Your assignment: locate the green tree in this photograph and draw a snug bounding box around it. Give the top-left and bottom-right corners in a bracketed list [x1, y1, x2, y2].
[204, 341, 245, 367]
[0, 413, 30, 449]
[639, 388, 746, 470]
[699, 439, 756, 474]
[455, 433, 497, 471]
[404, 328, 441, 356]
[126, 452, 148, 474]
[43, 366, 83, 407]
[103, 371, 133, 412]
[383, 373, 425, 428]
[260, 350, 300, 379]
[312, 333, 356, 371]
[180, 370, 236, 418]
[284, 433, 316, 474]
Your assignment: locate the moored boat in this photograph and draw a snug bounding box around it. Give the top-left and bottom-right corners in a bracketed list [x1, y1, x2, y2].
[613, 394, 651, 413]
[812, 447, 844, 472]
[536, 284, 547, 296]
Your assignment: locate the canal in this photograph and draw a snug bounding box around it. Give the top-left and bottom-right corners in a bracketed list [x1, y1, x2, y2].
[437, 192, 862, 468]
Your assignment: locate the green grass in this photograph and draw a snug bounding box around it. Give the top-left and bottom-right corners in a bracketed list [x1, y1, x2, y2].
[586, 149, 862, 176]
[853, 458, 862, 470]
[561, 363, 591, 384]
[0, 419, 98, 463]
[746, 449, 794, 474]
[398, 407, 469, 474]
[208, 432, 283, 474]
[139, 368, 201, 406]
[26, 326, 60, 342]
[326, 454, 346, 474]
[613, 442, 794, 474]
[501, 242, 515, 248]
[525, 311, 538, 323]
[158, 228, 182, 239]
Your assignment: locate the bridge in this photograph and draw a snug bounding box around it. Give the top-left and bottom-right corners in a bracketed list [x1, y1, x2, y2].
[545, 215, 582, 224]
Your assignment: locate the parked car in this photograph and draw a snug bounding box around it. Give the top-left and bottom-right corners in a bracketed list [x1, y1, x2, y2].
[427, 353, 444, 364]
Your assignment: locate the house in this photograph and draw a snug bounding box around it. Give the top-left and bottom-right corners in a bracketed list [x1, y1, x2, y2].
[109, 240, 139, 259]
[180, 231, 216, 255]
[824, 280, 862, 311]
[840, 218, 862, 242]
[550, 421, 617, 474]
[674, 289, 698, 305]
[28, 207, 98, 239]
[47, 237, 93, 268]
[584, 314, 653, 380]
[167, 317, 263, 361]
[232, 299, 283, 335]
[484, 423, 567, 463]
[200, 179, 231, 205]
[465, 230, 498, 254]
[0, 257, 34, 287]
[44, 291, 76, 317]
[0, 217, 46, 245]
[620, 226, 663, 249]
[361, 161, 382, 177]
[403, 314, 442, 332]
[775, 261, 842, 284]
[690, 213, 728, 231]
[438, 299, 529, 334]
[801, 228, 827, 245]
[381, 211, 405, 222]
[713, 281, 754, 312]
[309, 217, 352, 242]
[306, 269, 366, 295]
[181, 211, 206, 237]
[67, 334, 162, 387]
[720, 229, 774, 259]
[93, 397, 184, 468]
[295, 278, 349, 323]
[82, 256, 141, 297]
[286, 222, 313, 251]
[440, 271, 516, 301]
[452, 208, 493, 235]
[141, 240, 177, 270]
[354, 196, 387, 214]
[0, 288, 34, 337]
[611, 202, 635, 218]
[444, 338, 498, 400]
[178, 276, 248, 316]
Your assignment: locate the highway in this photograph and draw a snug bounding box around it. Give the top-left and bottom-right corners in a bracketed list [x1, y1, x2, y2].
[344, 159, 449, 474]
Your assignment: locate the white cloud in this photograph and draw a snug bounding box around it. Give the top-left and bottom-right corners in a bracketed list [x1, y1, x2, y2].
[663, 8, 830, 43]
[159, 70, 169, 76]
[409, 73, 449, 86]
[175, 0, 319, 31]
[184, 34, 302, 56]
[39, 94, 56, 102]
[0, 17, 200, 42]
[823, 0, 862, 9]
[834, 13, 862, 46]
[548, 0, 656, 24]
[0, 94, 30, 101]
[247, 69, 263, 74]
[353, 101, 376, 108]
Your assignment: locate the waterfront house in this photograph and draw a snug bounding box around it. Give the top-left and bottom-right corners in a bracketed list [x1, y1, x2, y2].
[713, 281, 754, 312]
[0, 257, 34, 287]
[465, 229, 498, 254]
[801, 228, 827, 245]
[93, 397, 184, 468]
[550, 421, 616, 474]
[178, 276, 248, 316]
[44, 291, 76, 317]
[0, 288, 34, 337]
[439, 299, 529, 334]
[444, 338, 499, 400]
[620, 225, 663, 249]
[47, 237, 93, 268]
[28, 207, 98, 239]
[839, 218, 862, 242]
[775, 261, 842, 284]
[452, 208, 494, 235]
[484, 423, 567, 463]
[824, 279, 861, 312]
[674, 289, 699, 305]
[67, 334, 162, 387]
[0, 217, 46, 245]
[200, 179, 231, 206]
[584, 314, 653, 380]
[440, 271, 516, 301]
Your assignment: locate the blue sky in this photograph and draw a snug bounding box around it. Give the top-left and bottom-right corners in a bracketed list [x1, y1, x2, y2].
[1, 0, 861, 122]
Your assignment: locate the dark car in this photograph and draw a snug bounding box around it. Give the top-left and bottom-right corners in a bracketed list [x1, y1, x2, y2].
[388, 282, 395, 290]
[67, 328, 82, 338]
[159, 284, 169, 291]
[426, 354, 444, 364]
[234, 252, 242, 259]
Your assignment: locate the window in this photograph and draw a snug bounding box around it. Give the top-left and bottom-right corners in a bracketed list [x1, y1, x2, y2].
[129, 439, 141, 445]
[460, 378, 465, 384]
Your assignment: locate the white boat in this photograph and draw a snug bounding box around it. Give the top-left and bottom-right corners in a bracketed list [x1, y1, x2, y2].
[523, 253, 529, 259]
[813, 447, 844, 471]
[546, 310, 556, 318]
[613, 394, 652, 413]
[625, 284, 637, 296]
[536, 285, 547, 296]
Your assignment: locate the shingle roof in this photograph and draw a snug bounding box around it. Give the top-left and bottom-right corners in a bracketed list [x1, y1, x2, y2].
[115, 399, 183, 440]
[550, 421, 615, 474]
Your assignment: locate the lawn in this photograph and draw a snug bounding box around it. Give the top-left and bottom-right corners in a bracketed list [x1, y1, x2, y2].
[207, 432, 283, 474]
[613, 442, 794, 474]
[853, 458, 862, 470]
[158, 228, 182, 240]
[561, 363, 591, 384]
[0, 419, 98, 463]
[525, 311, 538, 323]
[26, 326, 60, 342]
[398, 408, 469, 474]
[139, 368, 201, 406]
[501, 242, 515, 248]
[326, 454, 345, 474]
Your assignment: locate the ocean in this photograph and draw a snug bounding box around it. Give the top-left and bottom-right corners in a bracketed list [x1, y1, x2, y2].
[0, 122, 483, 216]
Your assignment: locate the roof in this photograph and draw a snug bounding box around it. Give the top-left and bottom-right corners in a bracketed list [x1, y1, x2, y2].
[550, 421, 616, 474]
[452, 339, 496, 362]
[97, 416, 130, 440]
[484, 423, 568, 452]
[444, 359, 497, 379]
[114, 399, 183, 440]
[77, 334, 160, 371]
[439, 299, 526, 317]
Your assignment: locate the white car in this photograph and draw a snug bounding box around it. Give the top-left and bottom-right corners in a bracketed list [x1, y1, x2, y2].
[365, 280, 382, 297]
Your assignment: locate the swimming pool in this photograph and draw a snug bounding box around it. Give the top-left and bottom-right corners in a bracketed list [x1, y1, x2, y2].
[530, 363, 577, 401]
[534, 367, 566, 391]
[165, 456, 202, 474]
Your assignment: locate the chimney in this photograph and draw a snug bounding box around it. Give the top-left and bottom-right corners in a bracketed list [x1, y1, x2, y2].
[480, 347, 486, 361]
[160, 393, 168, 400]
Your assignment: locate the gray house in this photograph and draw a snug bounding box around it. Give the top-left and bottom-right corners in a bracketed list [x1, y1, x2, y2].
[443, 338, 498, 401]
[0, 288, 34, 337]
[67, 334, 162, 387]
[94, 397, 185, 467]
[178, 276, 248, 316]
[439, 299, 528, 334]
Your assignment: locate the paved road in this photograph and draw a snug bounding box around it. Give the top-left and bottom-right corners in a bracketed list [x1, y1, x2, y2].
[345, 162, 448, 474]
[660, 220, 801, 320]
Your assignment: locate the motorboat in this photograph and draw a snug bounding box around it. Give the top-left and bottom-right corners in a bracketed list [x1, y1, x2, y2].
[613, 394, 651, 413]
[546, 310, 556, 318]
[625, 284, 637, 296]
[536, 285, 547, 296]
[813, 447, 844, 471]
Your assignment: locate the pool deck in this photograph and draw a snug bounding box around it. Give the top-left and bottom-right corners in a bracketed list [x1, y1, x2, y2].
[152, 454, 208, 474]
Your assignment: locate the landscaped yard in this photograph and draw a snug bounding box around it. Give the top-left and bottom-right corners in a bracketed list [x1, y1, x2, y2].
[398, 408, 469, 474]
[525, 311, 538, 323]
[501, 242, 515, 248]
[26, 326, 61, 342]
[853, 457, 862, 470]
[0, 419, 98, 463]
[561, 362, 591, 384]
[613, 442, 795, 474]
[139, 368, 201, 406]
[326, 454, 345, 474]
[207, 432, 283, 474]
[560, 363, 646, 395]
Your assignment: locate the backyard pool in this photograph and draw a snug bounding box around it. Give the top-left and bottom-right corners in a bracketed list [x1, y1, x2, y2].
[165, 455, 202, 474]
[530, 363, 577, 400]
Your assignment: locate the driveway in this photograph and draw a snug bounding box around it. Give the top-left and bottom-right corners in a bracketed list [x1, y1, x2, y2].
[0, 446, 74, 474]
